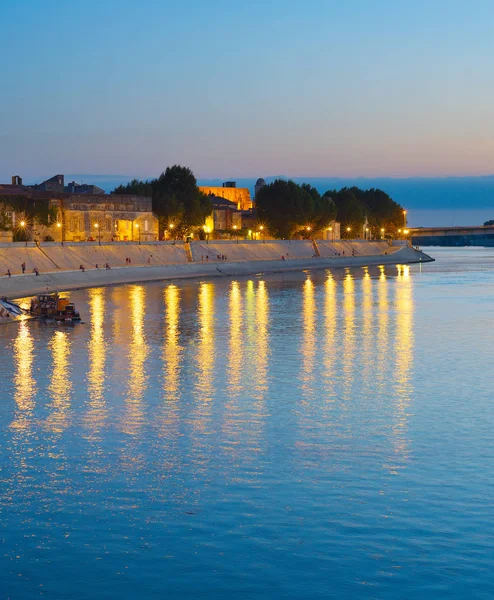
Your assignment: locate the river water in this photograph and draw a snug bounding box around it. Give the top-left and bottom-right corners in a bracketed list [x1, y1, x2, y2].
[1, 248, 493, 599]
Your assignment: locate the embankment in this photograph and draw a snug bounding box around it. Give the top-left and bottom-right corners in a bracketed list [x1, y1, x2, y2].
[0, 245, 433, 300]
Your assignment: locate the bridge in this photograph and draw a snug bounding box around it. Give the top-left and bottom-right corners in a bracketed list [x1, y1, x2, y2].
[410, 225, 494, 247]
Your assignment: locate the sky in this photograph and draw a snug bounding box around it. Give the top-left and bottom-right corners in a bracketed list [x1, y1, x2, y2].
[1, 0, 494, 183]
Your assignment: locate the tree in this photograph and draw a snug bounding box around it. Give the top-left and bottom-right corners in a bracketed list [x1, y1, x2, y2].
[255, 180, 336, 238]
[112, 179, 153, 197]
[111, 166, 212, 238]
[326, 188, 366, 237]
[152, 166, 212, 237]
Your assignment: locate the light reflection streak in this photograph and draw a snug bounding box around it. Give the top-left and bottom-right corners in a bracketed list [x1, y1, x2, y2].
[196, 282, 215, 405]
[122, 285, 148, 436]
[85, 288, 107, 432]
[301, 277, 316, 401]
[254, 280, 269, 401]
[341, 270, 355, 402]
[390, 264, 414, 469]
[46, 330, 72, 433]
[227, 281, 243, 400]
[163, 284, 182, 403]
[374, 266, 389, 398]
[11, 321, 36, 431]
[322, 272, 337, 402]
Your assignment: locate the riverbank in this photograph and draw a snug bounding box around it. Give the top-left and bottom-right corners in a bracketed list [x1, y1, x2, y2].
[1, 246, 433, 299]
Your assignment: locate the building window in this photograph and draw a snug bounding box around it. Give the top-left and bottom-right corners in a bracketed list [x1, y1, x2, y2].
[144, 219, 148, 231]
[106, 217, 112, 232]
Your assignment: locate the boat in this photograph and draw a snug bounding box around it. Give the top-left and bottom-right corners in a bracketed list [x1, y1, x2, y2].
[29, 293, 82, 323]
[0, 297, 28, 323]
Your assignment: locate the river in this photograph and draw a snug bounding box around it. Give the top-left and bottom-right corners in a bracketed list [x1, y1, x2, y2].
[0, 248, 493, 599]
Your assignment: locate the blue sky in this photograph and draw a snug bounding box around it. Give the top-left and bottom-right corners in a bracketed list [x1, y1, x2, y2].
[1, 0, 494, 181]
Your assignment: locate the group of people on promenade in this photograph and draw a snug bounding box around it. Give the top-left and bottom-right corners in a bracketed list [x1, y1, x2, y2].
[5, 262, 40, 277]
[80, 264, 112, 272]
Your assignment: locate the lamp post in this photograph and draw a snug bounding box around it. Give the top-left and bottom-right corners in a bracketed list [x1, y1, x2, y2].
[94, 222, 101, 246]
[168, 223, 174, 242]
[134, 222, 141, 245]
[403, 210, 407, 228]
[20, 220, 28, 246]
[346, 226, 351, 239]
[306, 226, 311, 240]
[233, 224, 238, 244]
[259, 224, 265, 243]
[203, 225, 209, 244]
[365, 227, 369, 240]
[381, 227, 385, 240]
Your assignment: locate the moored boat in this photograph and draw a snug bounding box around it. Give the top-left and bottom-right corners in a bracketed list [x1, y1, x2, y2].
[29, 293, 82, 323]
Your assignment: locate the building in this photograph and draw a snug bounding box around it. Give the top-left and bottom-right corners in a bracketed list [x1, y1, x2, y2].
[199, 181, 252, 211]
[65, 181, 105, 194]
[208, 196, 243, 233]
[0, 175, 158, 242]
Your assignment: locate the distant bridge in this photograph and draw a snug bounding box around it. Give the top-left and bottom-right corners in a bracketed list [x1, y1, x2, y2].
[410, 226, 494, 247]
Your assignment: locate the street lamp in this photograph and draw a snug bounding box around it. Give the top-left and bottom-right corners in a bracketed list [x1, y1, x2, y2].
[365, 227, 369, 240]
[403, 210, 407, 228]
[233, 224, 238, 244]
[20, 220, 28, 246]
[346, 226, 351, 239]
[328, 226, 334, 241]
[381, 227, 385, 240]
[203, 225, 209, 244]
[134, 222, 141, 245]
[259, 224, 265, 243]
[94, 222, 101, 246]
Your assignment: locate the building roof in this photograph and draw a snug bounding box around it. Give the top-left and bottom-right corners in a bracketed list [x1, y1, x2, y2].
[209, 195, 239, 209]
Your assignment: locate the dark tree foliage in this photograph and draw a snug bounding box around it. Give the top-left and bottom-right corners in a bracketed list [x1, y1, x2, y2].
[112, 179, 154, 197]
[350, 187, 404, 230]
[152, 166, 212, 236]
[326, 189, 366, 237]
[255, 180, 336, 239]
[484, 220, 494, 226]
[324, 187, 405, 237]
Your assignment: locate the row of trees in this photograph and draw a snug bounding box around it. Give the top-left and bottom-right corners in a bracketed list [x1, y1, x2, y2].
[255, 180, 406, 238]
[113, 165, 212, 238]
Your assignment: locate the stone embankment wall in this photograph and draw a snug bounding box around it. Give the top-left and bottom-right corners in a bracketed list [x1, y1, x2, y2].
[0, 243, 433, 300]
[0, 240, 397, 275]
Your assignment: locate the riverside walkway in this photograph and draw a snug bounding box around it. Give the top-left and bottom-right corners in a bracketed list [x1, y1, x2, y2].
[0, 240, 432, 299]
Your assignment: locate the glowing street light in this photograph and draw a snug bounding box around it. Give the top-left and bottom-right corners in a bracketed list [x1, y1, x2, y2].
[380, 227, 385, 240]
[134, 222, 141, 245]
[233, 224, 239, 244]
[259, 224, 265, 243]
[203, 224, 209, 244]
[20, 220, 28, 246]
[94, 222, 102, 246]
[346, 226, 351, 239]
[403, 210, 407, 228]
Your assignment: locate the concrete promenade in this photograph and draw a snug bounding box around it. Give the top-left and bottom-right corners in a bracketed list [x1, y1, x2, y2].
[0, 243, 433, 299]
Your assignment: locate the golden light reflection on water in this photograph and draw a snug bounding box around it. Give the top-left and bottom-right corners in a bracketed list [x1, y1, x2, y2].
[375, 266, 390, 397]
[122, 285, 148, 436]
[46, 330, 72, 433]
[85, 288, 107, 432]
[163, 284, 182, 403]
[301, 277, 316, 400]
[341, 270, 356, 401]
[227, 281, 243, 400]
[195, 282, 215, 406]
[391, 264, 414, 468]
[254, 280, 269, 400]
[323, 272, 337, 401]
[11, 321, 36, 431]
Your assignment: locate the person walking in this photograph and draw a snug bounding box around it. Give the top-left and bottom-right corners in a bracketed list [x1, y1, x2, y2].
[21, 262, 26, 274]
[6, 269, 11, 277]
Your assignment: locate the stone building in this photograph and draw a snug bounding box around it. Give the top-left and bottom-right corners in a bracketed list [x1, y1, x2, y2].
[0, 175, 158, 242]
[53, 193, 158, 242]
[199, 181, 252, 211]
